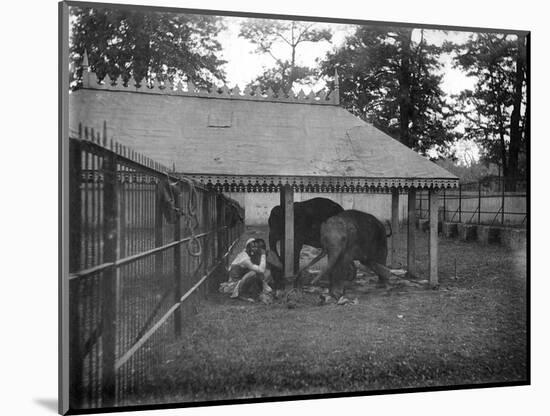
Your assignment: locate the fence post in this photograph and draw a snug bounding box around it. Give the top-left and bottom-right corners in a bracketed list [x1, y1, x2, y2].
[458, 184, 462, 223]
[69, 140, 83, 409]
[101, 150, 119, 407]
[501, 177, 505, 225]
[173, 186, 182, 338]
[478, 181, 481, 224]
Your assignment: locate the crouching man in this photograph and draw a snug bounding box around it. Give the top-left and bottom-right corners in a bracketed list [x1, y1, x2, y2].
[219, 238, 272, 301]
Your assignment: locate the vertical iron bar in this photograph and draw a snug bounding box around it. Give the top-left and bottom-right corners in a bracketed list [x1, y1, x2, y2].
[174, 185, 182, 338]
[478, 181, 481, 224]
[458, 184, 462, 223]
[501, 177, 505, 225]
[101, 150, 118, 406]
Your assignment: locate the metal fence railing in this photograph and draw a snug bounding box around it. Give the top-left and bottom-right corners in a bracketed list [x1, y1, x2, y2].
[416, 177, 527, 227]
[68, 123, 244, 410]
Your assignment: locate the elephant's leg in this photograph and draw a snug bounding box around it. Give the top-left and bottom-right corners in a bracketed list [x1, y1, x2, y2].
[292, 242, 304, 288]
[344, 261, 357, 281]
[329, 254, 354, 299]
[365, 261, 393, 288]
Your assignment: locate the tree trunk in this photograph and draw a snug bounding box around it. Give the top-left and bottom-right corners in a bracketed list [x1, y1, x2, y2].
[398, 29, 413, 148]
[508, 34, 526, 190]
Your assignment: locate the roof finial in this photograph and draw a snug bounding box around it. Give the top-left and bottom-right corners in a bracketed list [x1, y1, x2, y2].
[82, 49, 89, 69]
[81, 49, 90, 88]
[333, 67, 340, 106]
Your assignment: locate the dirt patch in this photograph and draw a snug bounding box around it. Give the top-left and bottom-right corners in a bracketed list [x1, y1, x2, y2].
[131, 226, 528, 405]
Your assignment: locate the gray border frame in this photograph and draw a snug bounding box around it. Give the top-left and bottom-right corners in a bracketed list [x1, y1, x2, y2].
[59, 2, 70, 414]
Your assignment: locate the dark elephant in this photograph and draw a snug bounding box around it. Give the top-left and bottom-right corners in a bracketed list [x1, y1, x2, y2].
[315, 209, 393, 299]
[224, 202, 244, 228]
[268, 197, 343, 289]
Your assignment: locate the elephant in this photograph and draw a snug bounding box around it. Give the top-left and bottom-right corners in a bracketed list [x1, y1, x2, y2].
[267, 197, 344, 289]
[313, 209, 393, 299]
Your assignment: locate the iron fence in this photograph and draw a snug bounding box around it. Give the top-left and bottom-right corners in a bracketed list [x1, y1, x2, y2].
[416, 177, 527, 227]
[68, 124, 244, 409]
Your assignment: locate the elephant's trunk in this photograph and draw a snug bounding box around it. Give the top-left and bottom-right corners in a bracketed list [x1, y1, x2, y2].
[269, 232, 281, 261]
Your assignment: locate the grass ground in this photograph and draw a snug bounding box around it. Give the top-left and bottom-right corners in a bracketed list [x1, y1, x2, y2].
[132, 225, 528, 405]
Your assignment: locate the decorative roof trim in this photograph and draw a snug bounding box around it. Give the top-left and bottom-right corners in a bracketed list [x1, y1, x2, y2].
[78, 51, 340, 106]
[188, 174, 459, 193]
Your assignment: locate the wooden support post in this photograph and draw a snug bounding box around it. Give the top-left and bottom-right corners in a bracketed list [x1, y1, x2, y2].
[173, 188, 182, 338]
[101, 151, 118, 407]
[68, 140, 83, 409]
[407, 188, 416, 277]
[280, 184, 295, 278]
[390, 188, 399, 267]
[429, 189, 439, 287]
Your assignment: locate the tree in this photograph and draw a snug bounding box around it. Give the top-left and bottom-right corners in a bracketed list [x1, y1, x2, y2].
[321, 26, 457, 155]
[450, 33, 528, 182]
[239, 19, 332, 93]
[70, 6, 227, 89]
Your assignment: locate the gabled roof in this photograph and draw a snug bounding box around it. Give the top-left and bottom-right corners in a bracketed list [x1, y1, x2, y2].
[69, 82, 458, 192]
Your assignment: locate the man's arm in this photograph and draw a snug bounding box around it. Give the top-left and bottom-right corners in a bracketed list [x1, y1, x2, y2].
[242, 253, 266, 273]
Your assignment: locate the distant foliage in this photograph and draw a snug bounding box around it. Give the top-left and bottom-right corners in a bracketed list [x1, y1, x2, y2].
[239, 19, 332, 93]
[448, 33, 528, 180]
[435, 158, 499, 183]
[70, 6, 227, 89]
[320, 26, 458, 156]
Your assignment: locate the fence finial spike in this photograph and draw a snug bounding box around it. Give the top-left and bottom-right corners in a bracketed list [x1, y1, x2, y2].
[81, 49, 91, 87]
[82, 49, 89, 69]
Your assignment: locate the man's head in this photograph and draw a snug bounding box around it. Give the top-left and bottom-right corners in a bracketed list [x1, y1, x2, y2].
[254, 239, 266, 252]
[245, 238, 266, 264]
[244, 238, 256, 257]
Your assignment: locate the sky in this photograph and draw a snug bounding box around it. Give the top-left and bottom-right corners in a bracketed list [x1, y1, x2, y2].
[217, 18, 476, 94]
[216, 17, 479, 163]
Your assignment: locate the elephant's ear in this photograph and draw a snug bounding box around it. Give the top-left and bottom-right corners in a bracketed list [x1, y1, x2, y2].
[268, 205, 282, 227]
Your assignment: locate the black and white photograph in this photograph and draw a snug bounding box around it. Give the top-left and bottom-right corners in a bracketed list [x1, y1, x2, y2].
[58, 0, 531, 414]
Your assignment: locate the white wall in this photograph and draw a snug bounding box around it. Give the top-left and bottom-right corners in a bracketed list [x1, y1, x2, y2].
[223, 192, 410, 225]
